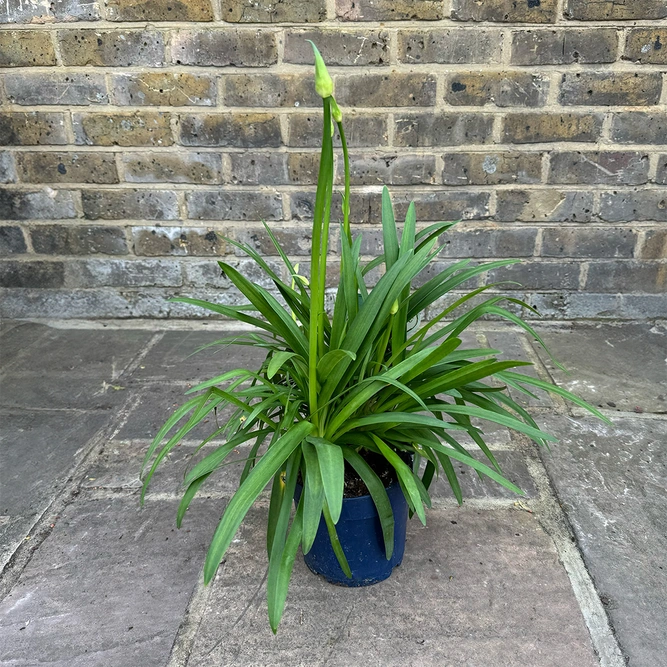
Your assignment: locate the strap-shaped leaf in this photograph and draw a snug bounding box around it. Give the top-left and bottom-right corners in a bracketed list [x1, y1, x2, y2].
[398, 337, 462, 385]
[301, 440, 325, 555]
[240, 429, 272, 486]
[427, 439, 524, 497]
[142, 390, 224, 502]
[343, 448, 395, 560]
[267, 351, 300, 379]
[425, 402, 557, 443]
[141, 392, 205, 478]
[373, 436, 426, 525]
[400, 201, 416, 255]
[267, 449, 301, 631]
[268, 496, 304, 633]
[322, 500, 352, 579]
[219, 262, 309, 359]
[170, 296, 275, 333]
[183, 429, 272, 488]
[317, 349, 356, 385]
[497, 371, 610, 422]
[381, 186, 399, 270]
[435, 450, 463, 505]
[325, 374, 429, 439]
[335, 412, 468, 439]
[203, 420, 313, 584]
[308, 437, 345, 524]
[399, 359, 533, 407]
[176, 474, 210, 528]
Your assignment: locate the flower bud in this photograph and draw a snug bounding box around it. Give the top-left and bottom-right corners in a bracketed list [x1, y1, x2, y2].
[331, 97, 343, 123]
[390, 299, 399, 315]
[308, 40, 333, 99]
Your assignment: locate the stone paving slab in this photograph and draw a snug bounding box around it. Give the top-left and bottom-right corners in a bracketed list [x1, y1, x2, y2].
[6, 320, 664, 667]
[538, 415, 667, 667]
[0, 374, 131, 410]
[532, 322, 667, 414]
[131, 331, 268, 383]
[0, 408, 110, 569]
[187, 507, 598, 667]
[82, 439, 247, 497]
[5, 327, 154, 378]
[0, 322, 50, 370]
[1, 326, 153, 410]
[116, 382, 237, 441]
[0, 320, 20, 335]
[0, 496, 221, 667]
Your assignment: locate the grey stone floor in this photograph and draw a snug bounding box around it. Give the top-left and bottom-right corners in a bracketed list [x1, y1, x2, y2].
[0, 319, 665, 667]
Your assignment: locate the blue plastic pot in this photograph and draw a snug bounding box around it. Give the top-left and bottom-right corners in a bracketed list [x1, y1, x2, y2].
[297, 482, 409, 587]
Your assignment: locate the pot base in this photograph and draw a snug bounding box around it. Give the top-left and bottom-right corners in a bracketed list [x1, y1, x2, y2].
[304, 556, 403, 587]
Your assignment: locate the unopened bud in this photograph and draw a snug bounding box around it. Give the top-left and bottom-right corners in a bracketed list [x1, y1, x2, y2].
[331, 97, 343, 123]
[308, 40, 333, 99]
[390, 299, 399, 315]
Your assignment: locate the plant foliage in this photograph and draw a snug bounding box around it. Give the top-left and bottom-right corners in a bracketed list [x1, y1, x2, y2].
[141, 44, 607, 633]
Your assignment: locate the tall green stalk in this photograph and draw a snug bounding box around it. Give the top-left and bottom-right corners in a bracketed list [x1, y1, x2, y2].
[308, 96, 333, 432]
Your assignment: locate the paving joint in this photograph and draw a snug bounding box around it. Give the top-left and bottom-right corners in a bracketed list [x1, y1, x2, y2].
[522, 446, 626, 667]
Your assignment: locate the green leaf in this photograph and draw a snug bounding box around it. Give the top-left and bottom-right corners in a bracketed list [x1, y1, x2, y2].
[381, 186, 399, 270]
[301, 440, 325, 555]
[373, 436, 426, 525]
[435, 450, 462, 505]
[343, 449, 394, 560]
[240, 429, 271, 486]
[308, 437, 345, 524]
[267, 449, 302, 633]
[397, 337, 462, 384]
[400, 201, 416, 255]
[170, 296, 275, 333]
[268, 496, 304, 633]
[141, 393, 204, 479]
[323, 500, 352, 579]
[176, 474, 210, 528]
[336, 412, 468, 439]
[427, 439, 524, 497]
[203, 420, 313, 584]
[183, 429, 271, 488]
[219, 263, 309, 359]
[317, 349, 356, 385]
[142, 390, 224, 503]
[497, 371, 611, 423]
[426, 402, 557, 443]
[268, 351, 300, 379]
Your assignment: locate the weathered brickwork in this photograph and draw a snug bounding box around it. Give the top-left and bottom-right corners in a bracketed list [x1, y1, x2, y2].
[0, 0, 665, 319]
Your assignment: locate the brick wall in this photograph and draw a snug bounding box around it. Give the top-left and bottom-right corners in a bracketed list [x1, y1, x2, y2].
[0, 0, 665, 320]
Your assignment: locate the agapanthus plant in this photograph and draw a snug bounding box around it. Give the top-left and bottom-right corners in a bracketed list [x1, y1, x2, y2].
[141, 44, 606, 632]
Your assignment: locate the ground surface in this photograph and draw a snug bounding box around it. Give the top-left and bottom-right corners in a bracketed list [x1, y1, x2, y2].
[0, 319, 665, 667]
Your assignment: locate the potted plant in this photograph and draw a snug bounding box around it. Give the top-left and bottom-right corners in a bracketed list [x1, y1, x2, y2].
[141, 45, 606, 633]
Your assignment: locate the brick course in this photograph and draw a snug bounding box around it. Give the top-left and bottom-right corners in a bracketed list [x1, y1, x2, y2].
[0, 4, 664, 319]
